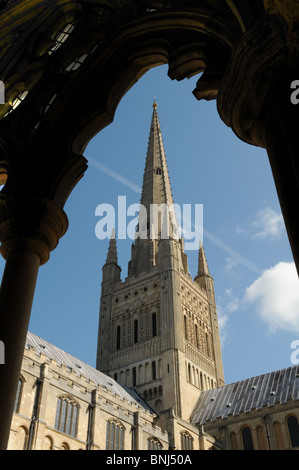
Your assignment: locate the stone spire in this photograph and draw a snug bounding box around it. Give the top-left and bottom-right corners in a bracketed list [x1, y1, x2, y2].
[137, 101, 178, 240]
[194, 241, 212, 290]
[128, 102, 183, 276]
[140, 101, 174, 209]
[105, 228, 118, 265]
[102, 228, 121, 284]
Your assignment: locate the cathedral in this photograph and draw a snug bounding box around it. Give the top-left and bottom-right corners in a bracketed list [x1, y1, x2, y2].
[7, 104, 299, 451]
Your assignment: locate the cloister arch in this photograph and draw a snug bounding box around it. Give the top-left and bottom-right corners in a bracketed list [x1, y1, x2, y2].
[0, 0, 299, 450]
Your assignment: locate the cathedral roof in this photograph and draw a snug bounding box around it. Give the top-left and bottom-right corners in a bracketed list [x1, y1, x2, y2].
[25, 331, 154, 414]
[191, 364, 299, 425]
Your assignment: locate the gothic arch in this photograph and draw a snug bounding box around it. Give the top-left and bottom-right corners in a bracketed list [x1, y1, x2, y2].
[43, 435, 54, 451]
[286, 414, 299, 448]
[0, 1, 267, 207]
[61, 441, 70, 450]
[54, 394, 80, 438]
[15, 425, 29, 450]
[241, 425, 254, 451]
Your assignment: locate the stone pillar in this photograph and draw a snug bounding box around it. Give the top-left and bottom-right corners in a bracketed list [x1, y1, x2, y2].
[0, 197, 68, 450]
[217, 13, 299, 275]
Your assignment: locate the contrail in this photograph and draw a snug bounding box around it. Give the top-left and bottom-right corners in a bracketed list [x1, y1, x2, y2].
[87, 155, 262, 275]
[88, 156, 142, 194]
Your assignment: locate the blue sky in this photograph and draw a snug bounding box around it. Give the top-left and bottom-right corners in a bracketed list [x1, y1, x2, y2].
[1, 64, 298, 386]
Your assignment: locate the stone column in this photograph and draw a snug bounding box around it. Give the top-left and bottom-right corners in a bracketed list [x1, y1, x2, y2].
[217, 13, 299, 275]
[0, 197, 68, 450]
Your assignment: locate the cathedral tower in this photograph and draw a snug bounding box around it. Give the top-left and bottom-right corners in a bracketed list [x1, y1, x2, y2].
[96, 103, 224, 423]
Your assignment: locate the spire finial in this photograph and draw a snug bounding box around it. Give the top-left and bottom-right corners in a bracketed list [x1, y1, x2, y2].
[153, 98, 157, 109]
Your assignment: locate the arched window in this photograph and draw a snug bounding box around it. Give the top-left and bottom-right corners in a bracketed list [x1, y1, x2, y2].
[15, 426, 29, 450]
[148, 437, 162, 450]
[116, 325, 121, 350]
[181, 432, 193, 450]
[152, 361, 157, 380]
[152, 313, 157, 337]
[134, 319, 138, 343]
[195, 324, 199, 348]
[14, 377, 24, 413]
[54, 396, 79, 437]
[184, 315, 188, 340]
[156, 167, 162, 175]
[106, 420, 125, 450]
[133, 367, 137, 386]
[187, 363, 191, 383]
[241, 426, 254, 450]
[287, 415, 299, 448]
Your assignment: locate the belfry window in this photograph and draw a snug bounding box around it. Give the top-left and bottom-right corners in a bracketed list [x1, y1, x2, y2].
[106, 420, 124, 450]
[134, 319, 138, 343]
[195, 324, 199, 349]
[184, 315, 188, 341]
[54, 396, 79, 437]
[152, 313, 157, 337]
[116, 325, 121, 350]
[152, 361, 157, 380]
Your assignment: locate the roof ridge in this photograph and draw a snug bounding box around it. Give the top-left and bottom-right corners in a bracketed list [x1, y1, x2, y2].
[25, 331, 154, 414]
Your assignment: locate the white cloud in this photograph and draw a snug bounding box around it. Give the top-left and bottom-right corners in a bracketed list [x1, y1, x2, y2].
[236, 207, 285, 241]
[252, 207, 284, 240]
[224, 256, 239, 273]
[244, 262, 299, 333]
[217, 288, 240, 346]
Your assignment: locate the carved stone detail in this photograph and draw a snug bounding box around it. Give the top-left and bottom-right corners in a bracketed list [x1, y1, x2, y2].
[0, 197, 68, 264]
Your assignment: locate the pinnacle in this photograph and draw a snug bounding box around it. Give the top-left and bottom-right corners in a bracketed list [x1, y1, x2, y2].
[197, 241, 210, 277]
[105, 228, 118, 264]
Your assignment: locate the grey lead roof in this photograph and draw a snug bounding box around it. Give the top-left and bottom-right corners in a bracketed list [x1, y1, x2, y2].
[25, 331, 153, 414]
[191, 365, 299, 426]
